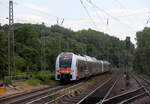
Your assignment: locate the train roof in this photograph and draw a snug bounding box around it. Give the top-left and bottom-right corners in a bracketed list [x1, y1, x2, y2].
[59, 52, 110, 64]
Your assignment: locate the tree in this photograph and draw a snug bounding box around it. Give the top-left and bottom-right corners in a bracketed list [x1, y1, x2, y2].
[0, 23, 135, 80]
[133, 27, 150, 75]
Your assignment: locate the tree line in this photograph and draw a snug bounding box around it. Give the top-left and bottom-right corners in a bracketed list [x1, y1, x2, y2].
[0, 23, 135, 80]
[133, 27, 150, 75]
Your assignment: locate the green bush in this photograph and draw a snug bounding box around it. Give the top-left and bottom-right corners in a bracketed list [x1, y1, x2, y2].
[26, 78, 41, 86]
[4, 77, 12, 86]
[11, 70, 27, 76]
[50, 73, 55, 80]
[35, 70, 53, 83]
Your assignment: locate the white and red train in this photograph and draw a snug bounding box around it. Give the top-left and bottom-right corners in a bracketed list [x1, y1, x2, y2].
[55, 52, 111, 81]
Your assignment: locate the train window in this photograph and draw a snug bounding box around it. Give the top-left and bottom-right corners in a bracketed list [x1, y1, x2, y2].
[77, 60, 85, 72]
[59, 54, 72, 68]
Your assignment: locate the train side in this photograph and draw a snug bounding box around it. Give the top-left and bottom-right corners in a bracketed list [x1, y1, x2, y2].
[55, 52, 110, 81]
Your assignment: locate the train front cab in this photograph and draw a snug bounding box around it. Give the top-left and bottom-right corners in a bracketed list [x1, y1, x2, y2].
[55, 53, 76, 82]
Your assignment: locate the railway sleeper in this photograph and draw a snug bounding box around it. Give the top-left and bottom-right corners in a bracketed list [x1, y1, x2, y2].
[101, 87, 145, 104]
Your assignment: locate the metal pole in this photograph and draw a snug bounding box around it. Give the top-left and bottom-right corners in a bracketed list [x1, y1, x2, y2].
[41, 22, 46, 70]
[8, 0, 15, 77]
[43, 26, 46, 70]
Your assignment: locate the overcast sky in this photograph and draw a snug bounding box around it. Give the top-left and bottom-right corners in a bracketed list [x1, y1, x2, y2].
[0, 0, 150, 44]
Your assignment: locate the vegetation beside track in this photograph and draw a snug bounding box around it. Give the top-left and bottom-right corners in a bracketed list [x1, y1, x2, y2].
[133, 27, 150, 76]
[0, 23, 134, 81]
[3, 70, 56, 86]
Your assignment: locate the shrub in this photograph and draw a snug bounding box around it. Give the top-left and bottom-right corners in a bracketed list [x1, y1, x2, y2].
[4, 77, 12, 86]
[26, 79, 41, 86]
[11, 70, 27, 76]
[35, 70, 53, 83]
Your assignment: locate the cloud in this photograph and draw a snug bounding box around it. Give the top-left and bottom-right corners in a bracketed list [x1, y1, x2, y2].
[0, 17, 8, 24]
[62, 9, 150, 44]
[1, 3, 148, 44]
[24, 4, 49, 14]
[0, 17, 7, 21]
[91, 8, 150, 17]
[23, 3, 56, 18]
[16, 14, 49, 24]
[14, 8, 149, 44]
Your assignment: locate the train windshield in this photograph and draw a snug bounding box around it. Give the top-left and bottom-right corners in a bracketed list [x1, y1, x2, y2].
[59, 54, 72, 68]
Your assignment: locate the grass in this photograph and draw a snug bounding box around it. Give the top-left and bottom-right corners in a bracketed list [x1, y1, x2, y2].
[13, 81, 26, 86]
[5, 70, 57, 86]
[26, 79, 41, 86]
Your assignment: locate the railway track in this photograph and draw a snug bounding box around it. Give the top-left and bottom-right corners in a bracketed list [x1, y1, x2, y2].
[76, 70, 120, 104]
[3, 71, 149, 104]
[47, 78, 111, 104]
[0, 81, 85, 104]
[100, 74, 150, 104]
[27, 73, 111, 104]
[26, 81, 85, 104]
[37, 70, 123, 104]
[0, 85, 65, 104]
[0, 73, 111, 104]
[130, 75, 150, 104]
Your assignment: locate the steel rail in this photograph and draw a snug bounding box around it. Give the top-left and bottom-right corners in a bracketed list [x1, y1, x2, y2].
[120, 92, 148, 104]
[3, 86, 64, 104]
[0, 86, 57, 102]
[118, 74, 150, 104]
[25, 82, 84, 104]
[76, 71, 119, 104]
[76, 77, 112, 104]
[36, 73, 112, 104]
[133, 75, 150, 96]
[100, 87, 144, 104]
[101, 75, 120, 101]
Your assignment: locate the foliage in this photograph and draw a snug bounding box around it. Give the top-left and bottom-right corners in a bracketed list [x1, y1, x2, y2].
[26, 78, 41, 86]
[133, 27, 150, 75]
[0, 23, 135, 80]
[35, 70, 53, 83]
[4, 77, 12, 86]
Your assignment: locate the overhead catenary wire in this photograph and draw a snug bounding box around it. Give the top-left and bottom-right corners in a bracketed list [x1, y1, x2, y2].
[113, 0, 150, 29]
[114, 0, 128, 10]
[0, 0, 107, 28]
[113, 0, 150, 30]
[112, 0, 128, 17]
[1, 0, 62, 24]
[88, 0, 109, 27]
[79, 0, 98, 28]
[1, 1, 91, 26]
[1, 0, 146, 34]
[86, 0, 136, 32]
[85, 0, 111, 32]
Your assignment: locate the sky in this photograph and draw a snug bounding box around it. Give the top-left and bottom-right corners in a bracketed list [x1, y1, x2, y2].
[0, 0, 150, 44]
